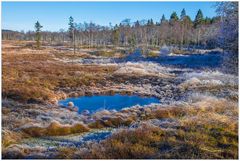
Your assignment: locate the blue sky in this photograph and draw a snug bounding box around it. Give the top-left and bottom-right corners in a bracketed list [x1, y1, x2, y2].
[2, 2, 217, 32]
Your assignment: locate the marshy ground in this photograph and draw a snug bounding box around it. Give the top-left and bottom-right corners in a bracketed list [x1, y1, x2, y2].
[2, 41, 238, 159]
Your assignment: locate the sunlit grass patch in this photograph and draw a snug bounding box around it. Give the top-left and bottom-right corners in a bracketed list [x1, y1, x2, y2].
[2, 43, 118, 103]
[76, 119, 238, 159]
[22, 121, 89, 137]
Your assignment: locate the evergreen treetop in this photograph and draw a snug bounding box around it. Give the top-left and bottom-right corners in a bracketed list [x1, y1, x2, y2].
[194, 9, 204, 27]
[180, 8, 186, 20]
[170, 12, 179, 21]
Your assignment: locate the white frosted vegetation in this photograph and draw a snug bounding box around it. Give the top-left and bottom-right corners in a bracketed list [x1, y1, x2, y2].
[181, 70, 238, 87]
[114, 62, 174, 78]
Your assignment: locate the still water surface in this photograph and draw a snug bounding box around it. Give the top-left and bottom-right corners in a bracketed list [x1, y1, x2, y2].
[59, 94, 160, 113]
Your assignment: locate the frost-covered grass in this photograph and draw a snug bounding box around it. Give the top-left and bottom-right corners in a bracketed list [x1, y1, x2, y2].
[114, 62, 175, 78]
[181, 71, 238, 87]
[179, 70, 238, 101]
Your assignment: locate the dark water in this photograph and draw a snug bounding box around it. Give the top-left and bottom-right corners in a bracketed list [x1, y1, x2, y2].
[114, 51, 223, 69]
[59, 94, 160, 113]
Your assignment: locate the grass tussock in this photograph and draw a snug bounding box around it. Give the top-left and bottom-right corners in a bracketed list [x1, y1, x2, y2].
[89, 49, 125, 58]
[171, 48, 190, 55]
[22, 121, 89, 137]
[89, 117, 135, 129]
[2, 130, 26, 148]
[147, 51, 159, 57]
[90, 50, 115, 57]
[71, 120, 237, 159]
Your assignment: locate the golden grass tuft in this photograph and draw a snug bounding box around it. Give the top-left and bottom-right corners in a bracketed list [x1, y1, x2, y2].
[2, 130, 26, 148]
[22, 121, 89, 137]
[89, 116, 135, 129]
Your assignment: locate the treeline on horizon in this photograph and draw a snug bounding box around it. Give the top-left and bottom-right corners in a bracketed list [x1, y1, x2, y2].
[3, 8, 221, 49]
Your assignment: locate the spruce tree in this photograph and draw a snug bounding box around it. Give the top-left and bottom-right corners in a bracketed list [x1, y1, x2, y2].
[147, 19, 154, 26]
[150, 19, 154, 25]
[160, 14, 166, 24]
[135, 20, 140, 27]
[68, 16, 74, 42]
[170, 12, 179, 21]
[180, 8, 186, 20]
[35, 21, 43, 49]
[68, 16, 76, 54]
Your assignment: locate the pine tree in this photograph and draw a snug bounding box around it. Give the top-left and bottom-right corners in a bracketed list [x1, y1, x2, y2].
[194, 9, 204, 27]
[35, 21, 43, 49]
